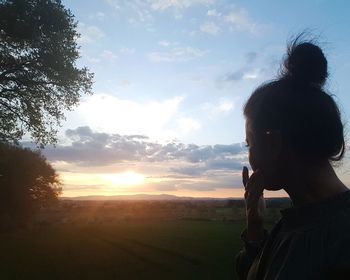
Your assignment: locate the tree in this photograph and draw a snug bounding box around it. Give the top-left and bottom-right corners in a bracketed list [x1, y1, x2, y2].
[0, 0, 93, 146]
[0, 142, 61, 228]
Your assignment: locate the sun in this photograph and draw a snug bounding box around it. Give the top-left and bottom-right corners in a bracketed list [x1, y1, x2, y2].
[102, 171, 145, 186]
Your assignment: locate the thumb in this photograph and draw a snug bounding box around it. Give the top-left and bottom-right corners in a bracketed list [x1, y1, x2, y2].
[246, 170, 265, 202]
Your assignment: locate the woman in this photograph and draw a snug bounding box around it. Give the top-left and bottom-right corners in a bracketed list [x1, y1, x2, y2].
[235, 36, 350, 280]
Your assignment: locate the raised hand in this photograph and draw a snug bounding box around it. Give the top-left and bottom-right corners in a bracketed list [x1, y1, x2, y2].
[242, 166, 266, 241]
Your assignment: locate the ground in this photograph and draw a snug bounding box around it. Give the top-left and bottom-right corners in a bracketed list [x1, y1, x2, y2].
[0, 200, 287, 280]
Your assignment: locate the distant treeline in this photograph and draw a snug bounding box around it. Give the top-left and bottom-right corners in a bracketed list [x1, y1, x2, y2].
[227, 198, 291, 208]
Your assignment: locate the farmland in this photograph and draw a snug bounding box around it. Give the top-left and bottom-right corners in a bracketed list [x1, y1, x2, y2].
[0, 198, 290, 280]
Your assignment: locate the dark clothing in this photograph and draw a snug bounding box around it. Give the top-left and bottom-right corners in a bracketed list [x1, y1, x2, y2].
[235, 190, 350, 280]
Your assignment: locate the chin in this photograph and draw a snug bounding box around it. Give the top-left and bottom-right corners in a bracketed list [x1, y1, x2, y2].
[264, 185, 283, 191]
[262, 171, 284, 191]
[263, 177, 283, 191]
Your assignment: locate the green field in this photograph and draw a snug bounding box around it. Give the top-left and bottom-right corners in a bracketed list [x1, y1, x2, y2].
[0, 220, 249, 280]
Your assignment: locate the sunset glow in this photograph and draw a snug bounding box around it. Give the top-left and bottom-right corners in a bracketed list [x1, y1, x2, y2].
[28, 0, 350, 198]
[102, 172, 145, 186]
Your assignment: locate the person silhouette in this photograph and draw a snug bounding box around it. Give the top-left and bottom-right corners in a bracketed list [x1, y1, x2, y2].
[235, 35, 350, 280]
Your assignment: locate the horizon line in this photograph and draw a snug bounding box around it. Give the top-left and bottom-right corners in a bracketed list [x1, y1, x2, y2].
[59, 193, 290, 200]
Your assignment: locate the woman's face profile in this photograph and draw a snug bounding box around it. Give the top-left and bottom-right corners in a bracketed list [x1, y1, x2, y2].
[245, 118, 262, 172]
[245, 118, 283, 191]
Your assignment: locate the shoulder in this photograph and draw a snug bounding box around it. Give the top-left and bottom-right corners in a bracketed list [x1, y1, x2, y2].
[326, 198, 350, 244]
[328, 196, 350, 233]
[325, 201, 350, 273]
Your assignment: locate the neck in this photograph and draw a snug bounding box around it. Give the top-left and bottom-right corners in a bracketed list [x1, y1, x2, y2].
[283, 159, 348, 207]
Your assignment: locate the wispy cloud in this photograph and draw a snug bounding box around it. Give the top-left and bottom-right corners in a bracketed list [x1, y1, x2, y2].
[200, 6, 269, 36]
[77, 23, 105, 44]
[105, 0, 154, 28]
[224, 8, 267, 35]
[207, 9, 221, 17]
[201, 98, 235, 119]
[100, 50, 118, 61]
[158, 40, 173, 47]
[89, 11, 106, 21]
[119, 47, 136, 55]
[32, 127, 247, 175]
[148, 0, 214, 11]
[200, 21, 220, 35]
[76, 94, 199, 141]
[148, 46, 207, 62]
[85, 50, 119, 64]
[217, 51, 274, 86]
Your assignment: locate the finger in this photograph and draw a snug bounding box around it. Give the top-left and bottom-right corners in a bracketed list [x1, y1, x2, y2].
[246, 169, 264, 194]
[242, 166, 249, 189]
[246, 191, 264, 209]
[244, 190, 249, 200]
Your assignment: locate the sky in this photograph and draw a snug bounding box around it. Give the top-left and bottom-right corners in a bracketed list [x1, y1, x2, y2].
[37, 0, 350, 198]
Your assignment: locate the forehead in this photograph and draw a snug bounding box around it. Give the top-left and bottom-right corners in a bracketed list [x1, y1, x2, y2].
[245, 118, 254, 135]
[245, 118, 257, 146]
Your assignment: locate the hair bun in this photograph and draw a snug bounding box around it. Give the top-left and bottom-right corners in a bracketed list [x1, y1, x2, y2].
[283, 41, 328, 87]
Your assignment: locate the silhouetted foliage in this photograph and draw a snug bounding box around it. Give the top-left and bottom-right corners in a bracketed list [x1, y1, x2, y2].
[0, 0, 93, 146]
[0, 143, 61, 228]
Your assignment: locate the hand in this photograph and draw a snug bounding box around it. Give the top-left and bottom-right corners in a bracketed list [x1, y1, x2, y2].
[242, 166, 266, 241]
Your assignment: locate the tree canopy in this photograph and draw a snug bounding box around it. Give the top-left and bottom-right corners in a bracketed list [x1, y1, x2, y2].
[0, 142, 61, 228]
[0, 0, 93, 146]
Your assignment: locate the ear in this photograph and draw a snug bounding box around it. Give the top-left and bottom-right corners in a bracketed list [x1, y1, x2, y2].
[264, 130, 282, 159]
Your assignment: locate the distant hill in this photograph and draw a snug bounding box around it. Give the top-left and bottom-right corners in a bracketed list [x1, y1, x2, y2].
[61, 193, 291, 202]
[61, 194, 228, 201]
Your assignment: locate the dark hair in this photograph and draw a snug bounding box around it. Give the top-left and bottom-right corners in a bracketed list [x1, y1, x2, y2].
[243, 36, 345, 162]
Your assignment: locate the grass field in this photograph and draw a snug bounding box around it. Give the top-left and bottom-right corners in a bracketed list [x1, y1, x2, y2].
[0, 220, 249, 280]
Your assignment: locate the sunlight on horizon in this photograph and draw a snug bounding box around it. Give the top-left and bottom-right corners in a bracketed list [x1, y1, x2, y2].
[102, 171, 145, 186]
[44, 0, 350, 199]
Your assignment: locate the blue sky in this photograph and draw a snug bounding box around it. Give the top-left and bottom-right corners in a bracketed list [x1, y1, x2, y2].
[45, 0, 350, 197]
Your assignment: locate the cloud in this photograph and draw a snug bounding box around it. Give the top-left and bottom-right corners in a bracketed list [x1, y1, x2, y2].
[175, 117, 201, 136]
[150, 173, 245, 191]
[63, 184, 105, 191]
[245, 52, 258, 64]
[37, 127, 247, 172]
[170, 165, 207, 176]
[220, 68, 262, 83]
[180, 181, 216, 191]
[169, 150, 245, 176]
[148, 46, 207, 62]
[207, 9, 221, 17]
[200, 6, 269, 37]
[86, 56, 101, 64]
[105, 0, 154, 28]
[177, 174, 243, 191]
[89, 12, 106, 21]
[217, 51, 271, 85]
[119, 47, 136, 55]
[77, 94, 199, 141]
[105, 0, 121, 10]
[152, 174, 244, 192]
[158, 40, 172, 47]
[100, 50, 118, 61]
[223, 8, 266, 35]
[200, 21, 220, 35]
[77, 23, 105, 44]
[152, 181, 178, 191]
[148, 0, 214, 11]
[201, 98, 235, 119]
[22, 127, 249, 192]
[85, 50, 119, 65]
[222, 69, 246, 82]
[41, 127, 153, 165]
[119, 79, 132, 87]
[217, 100, 234, 112]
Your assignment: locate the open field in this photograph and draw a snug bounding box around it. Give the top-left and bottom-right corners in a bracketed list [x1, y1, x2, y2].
[0, 221, 242, 280]
[0, 199, 288, 280]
